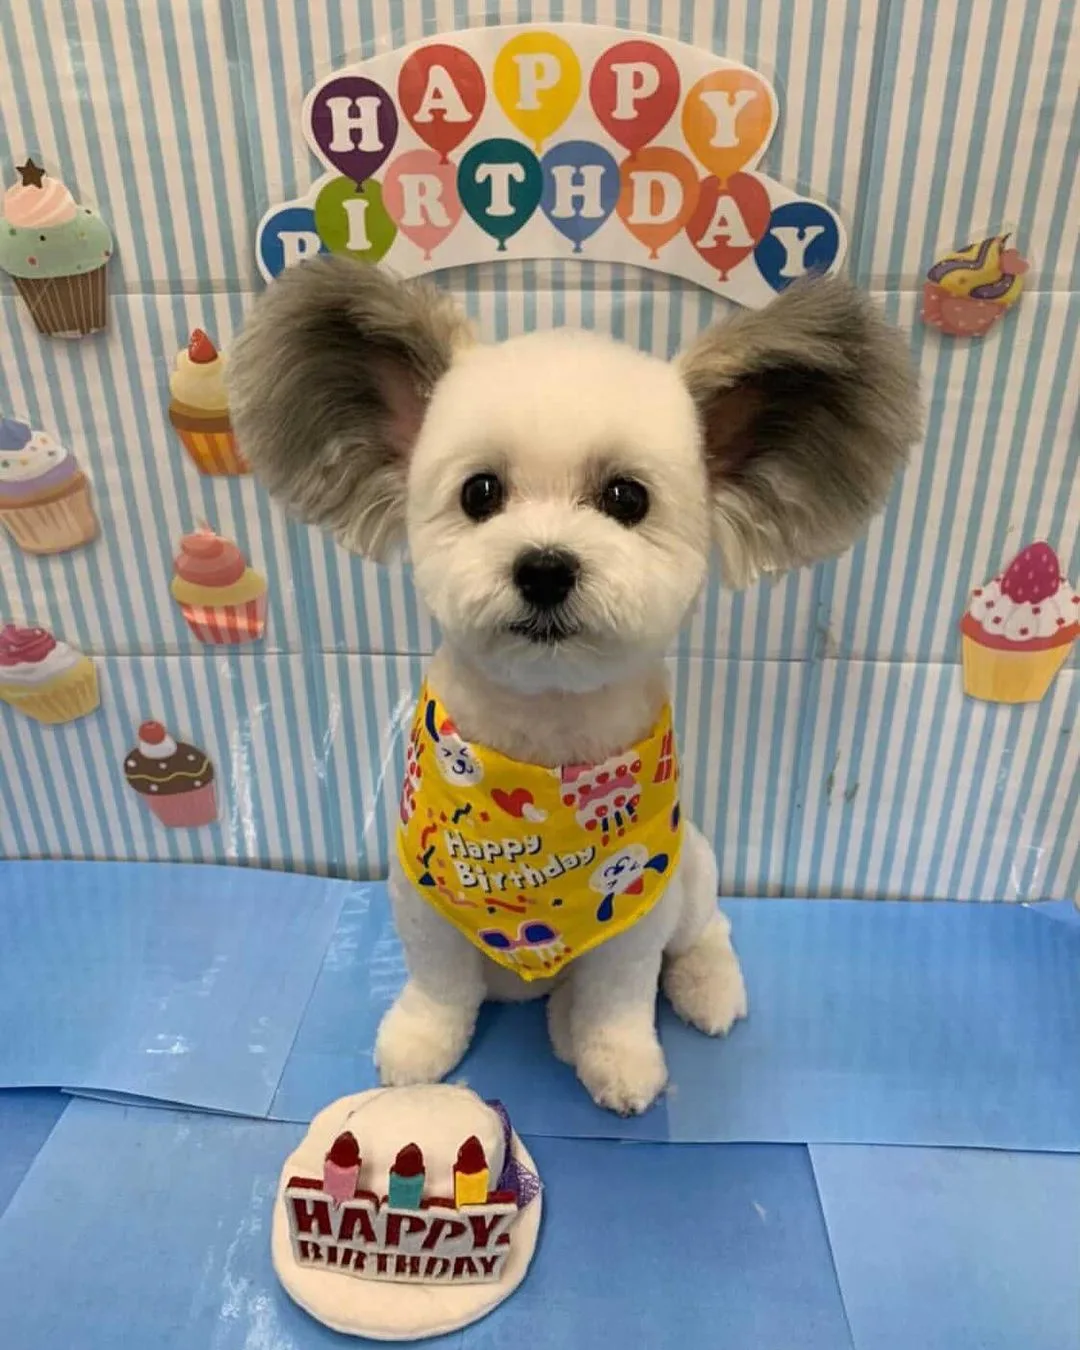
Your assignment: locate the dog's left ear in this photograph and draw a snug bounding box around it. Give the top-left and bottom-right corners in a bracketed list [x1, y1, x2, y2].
[677, 277, 920, 587]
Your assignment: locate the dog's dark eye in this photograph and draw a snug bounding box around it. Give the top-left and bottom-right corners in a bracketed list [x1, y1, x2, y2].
[598, 477, 649, 526]
[460, 472, 504, 522]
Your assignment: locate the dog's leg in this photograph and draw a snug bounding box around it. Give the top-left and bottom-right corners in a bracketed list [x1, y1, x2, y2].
[568, 901, 670, 1115]
[546, 980, 576, 1066]
[662, 823, 747, 1035]
[375, 864, 486, 1086]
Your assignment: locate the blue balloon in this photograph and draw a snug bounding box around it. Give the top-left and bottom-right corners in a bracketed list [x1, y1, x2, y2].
[539, 140, 620, 254]
[257, 205, 329, 279]
[754, 201, 841, 292]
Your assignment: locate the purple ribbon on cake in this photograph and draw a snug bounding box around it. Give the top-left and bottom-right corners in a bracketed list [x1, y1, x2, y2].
[487, 1099, 541, 1208]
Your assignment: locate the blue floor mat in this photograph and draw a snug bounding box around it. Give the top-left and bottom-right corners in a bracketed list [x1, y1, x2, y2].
[0, 861, 349, 1115]
[0, 1089, 68, 1220]
[810, 1144, 1080, 1350]
[268, 890, 1080, 1151]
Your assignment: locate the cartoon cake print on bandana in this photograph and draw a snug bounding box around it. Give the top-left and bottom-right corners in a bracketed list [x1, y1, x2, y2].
[398, 683, 682, 980]
[559, 751, 643, 845]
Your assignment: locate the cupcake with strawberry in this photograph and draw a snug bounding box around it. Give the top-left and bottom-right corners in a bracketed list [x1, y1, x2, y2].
[124, 721, 217, 827]
[0, 417, 98, 554]
[960, 542, 1079, 703]
[0, 623, 99, 723]
[168, 328, 249, 475]
[170, 525, 267, 644]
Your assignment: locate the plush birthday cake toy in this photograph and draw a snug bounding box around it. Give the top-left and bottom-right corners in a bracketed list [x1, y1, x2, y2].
[272, 1085, 542, 1340]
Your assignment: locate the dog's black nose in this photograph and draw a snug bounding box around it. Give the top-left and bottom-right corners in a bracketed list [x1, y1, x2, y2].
[513, 548, 580, 610]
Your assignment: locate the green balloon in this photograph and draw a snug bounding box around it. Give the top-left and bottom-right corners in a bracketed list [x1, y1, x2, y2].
[314, 176, 396, 263]
[458, 139, 542, 252]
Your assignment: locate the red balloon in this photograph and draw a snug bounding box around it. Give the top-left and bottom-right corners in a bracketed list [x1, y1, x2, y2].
[589, 39, 680, 157]
[685, 173, 771, 280]
[398, 43, 485, 163]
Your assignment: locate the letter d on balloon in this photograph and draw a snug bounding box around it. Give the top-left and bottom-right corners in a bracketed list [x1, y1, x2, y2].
[627, 170, 680, 225]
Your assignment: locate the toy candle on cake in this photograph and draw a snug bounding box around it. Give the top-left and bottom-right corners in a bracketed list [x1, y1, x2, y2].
[323, 1132, 362, 1206]
[388, 1143, 426, 1210]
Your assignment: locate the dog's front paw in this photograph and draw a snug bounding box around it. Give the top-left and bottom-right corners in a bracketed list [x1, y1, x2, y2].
[374, 988, 476, 1086]
[576, 1031, 668, 1116]
[663, 915, 748, 1036]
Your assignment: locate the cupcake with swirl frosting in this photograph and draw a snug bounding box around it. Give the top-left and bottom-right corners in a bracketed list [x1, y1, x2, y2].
[170, 526, 267, 644]
[125, 721, 217, 828]
[0, 623, 99, 723]
[168, 329, 249, 475]
[960, 542, 1078, 703]
[0, 417, 98, 554]
[1, 159, 112, 336]
[922, 234, 1028, 338]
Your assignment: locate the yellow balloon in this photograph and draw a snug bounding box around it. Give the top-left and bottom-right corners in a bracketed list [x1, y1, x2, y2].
[493, 31, 582, 153]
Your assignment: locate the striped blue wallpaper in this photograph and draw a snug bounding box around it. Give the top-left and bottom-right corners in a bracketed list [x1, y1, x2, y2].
[1, 0, 1077, 901]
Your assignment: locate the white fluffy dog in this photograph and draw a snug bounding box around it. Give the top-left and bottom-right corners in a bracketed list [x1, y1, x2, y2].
[230, 259, 917, 1114]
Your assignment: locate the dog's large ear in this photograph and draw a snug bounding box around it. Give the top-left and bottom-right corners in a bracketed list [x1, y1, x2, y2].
[677, 277, 920, 587]
[228, 256, 470, 559]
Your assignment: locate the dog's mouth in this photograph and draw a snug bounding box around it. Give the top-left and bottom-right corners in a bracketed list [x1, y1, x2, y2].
[507, 614, 582, 646]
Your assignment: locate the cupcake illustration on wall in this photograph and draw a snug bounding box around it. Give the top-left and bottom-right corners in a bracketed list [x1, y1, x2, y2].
[168, 328, 250, 475]
[922, 233, 1028, 338]
[0, 158, 112, 337]
[960, 542, 1079, 703]
[0, 623, 99, 723]
[0, 417, 98, 554]
[170, 525, 267, 645]
[124, 721, 218, 828]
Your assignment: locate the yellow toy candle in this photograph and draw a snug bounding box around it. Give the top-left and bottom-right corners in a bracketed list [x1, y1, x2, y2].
[453, 1135, 490, 1207]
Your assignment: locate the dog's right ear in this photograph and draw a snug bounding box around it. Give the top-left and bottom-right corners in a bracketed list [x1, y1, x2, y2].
[228, 256, 470, 559]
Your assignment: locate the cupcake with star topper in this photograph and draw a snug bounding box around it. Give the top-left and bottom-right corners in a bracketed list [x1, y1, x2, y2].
[168, 328, 249, 475]
[0, 158, 112, 337]
[0, 416, 98, 554]
[960, 542, 1079, 703]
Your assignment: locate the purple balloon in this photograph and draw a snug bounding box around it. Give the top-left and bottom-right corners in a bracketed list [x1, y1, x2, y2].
[309, 75, 398, 184]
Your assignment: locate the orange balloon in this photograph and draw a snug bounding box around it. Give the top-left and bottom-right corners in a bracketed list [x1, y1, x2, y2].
[681, 69, 774, 184]
[616, 146, 699, 259]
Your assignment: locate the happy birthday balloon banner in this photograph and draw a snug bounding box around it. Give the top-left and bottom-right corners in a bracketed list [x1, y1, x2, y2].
[256, 24, 846, 306]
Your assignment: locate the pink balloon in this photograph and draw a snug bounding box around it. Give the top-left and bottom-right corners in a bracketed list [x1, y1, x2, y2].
[381, 149, 462, 260]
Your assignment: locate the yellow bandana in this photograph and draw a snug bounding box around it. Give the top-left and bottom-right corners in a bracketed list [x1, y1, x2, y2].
[396, 685, 683, 981]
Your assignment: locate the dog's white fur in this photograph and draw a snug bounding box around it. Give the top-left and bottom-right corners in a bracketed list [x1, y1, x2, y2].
[378, 331, 744, 1112]
[229, 259, 918, 1114]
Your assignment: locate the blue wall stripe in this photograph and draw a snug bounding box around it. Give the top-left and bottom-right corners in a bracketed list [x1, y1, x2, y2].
[1, 1, 1076, 896]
